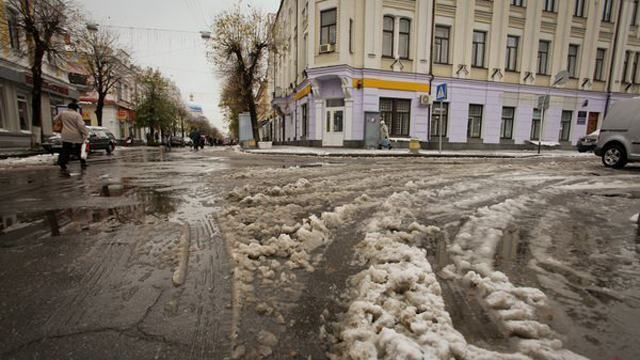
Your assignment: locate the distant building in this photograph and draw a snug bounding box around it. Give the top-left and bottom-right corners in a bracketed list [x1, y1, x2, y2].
[270, 0, 640, 149]
[0, 1, 82, 151]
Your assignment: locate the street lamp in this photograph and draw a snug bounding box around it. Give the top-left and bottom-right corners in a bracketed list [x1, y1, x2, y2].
[86, 22, 99, 33]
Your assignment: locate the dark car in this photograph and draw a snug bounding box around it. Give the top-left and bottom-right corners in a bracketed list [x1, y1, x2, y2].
[576, 129, 599, 153]
[87, 126, 117, 154]
[42, 127, 116, 155]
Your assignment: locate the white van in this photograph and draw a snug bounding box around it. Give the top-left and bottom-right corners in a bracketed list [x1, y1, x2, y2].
[594, 99, 640, 168]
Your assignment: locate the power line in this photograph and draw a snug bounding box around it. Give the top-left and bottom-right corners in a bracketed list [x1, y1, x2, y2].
[100, 24, 202, 35]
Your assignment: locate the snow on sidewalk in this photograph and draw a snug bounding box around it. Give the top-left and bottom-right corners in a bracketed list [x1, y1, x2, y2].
[245, 146, 593, 159]
[0, 154, 57, 169]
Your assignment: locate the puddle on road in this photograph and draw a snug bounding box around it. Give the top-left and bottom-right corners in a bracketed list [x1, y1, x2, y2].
[493, 225, 538, 288]
[0, 187, 179, 245]
[424, 228, 514, 353]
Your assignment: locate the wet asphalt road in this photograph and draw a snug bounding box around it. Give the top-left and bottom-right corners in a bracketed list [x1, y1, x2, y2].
[0, 147, 639, 360]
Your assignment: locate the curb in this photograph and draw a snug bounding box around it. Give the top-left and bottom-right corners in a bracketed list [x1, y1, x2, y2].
[243, 150, 542, 159]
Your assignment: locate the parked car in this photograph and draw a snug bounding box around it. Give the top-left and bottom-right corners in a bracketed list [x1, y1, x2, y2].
[42, 133, 63, 154]
[87, 126, 117, 154]
[594, 99, 640, 168]
[576, 129, 600, 153]
[169, 136, 185, 147]
[183, 137, 194, 147]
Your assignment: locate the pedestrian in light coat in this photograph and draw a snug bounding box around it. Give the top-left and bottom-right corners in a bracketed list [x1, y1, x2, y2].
[55, 102, 89, 171]
[379, 120, 392, 150]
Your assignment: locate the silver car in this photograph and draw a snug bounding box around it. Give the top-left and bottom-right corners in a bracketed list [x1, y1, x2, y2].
[594, 99, 640, 168]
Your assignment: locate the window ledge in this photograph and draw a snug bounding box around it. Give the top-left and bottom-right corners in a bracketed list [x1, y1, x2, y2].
[471, 66, 487, 69]
[505, 69, 520, 73]
[434, 62, 451, 65]
[500, 138, 515, 144]
[467, 137, 484, 144]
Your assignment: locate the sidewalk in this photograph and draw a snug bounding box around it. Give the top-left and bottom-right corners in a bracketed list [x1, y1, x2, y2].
[244, 146, 593, 159]
[0, 148, 46, 160]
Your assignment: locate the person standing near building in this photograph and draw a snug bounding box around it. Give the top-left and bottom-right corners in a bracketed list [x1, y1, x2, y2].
[379, 120, 392, 150]
[55, 102, 89, 171]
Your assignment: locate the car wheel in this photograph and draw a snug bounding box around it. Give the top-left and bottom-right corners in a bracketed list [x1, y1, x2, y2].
[106, 144, 114, 155]
[602, 143, 627, 169]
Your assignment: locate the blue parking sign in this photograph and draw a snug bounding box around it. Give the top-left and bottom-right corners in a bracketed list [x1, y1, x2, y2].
[436, 83, 447, 101]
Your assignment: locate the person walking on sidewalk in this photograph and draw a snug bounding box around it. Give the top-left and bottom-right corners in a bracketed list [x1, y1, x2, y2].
[55, 102, 89, 171]
[190, 128, 201, 151]
[379, 120, 392, 150]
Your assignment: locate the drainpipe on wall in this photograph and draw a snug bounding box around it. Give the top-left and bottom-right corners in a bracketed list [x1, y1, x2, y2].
[605, 0, 625, 117]
[426, 0, 436, 146]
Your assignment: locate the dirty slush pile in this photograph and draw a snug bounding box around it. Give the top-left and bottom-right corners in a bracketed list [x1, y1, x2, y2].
[216, 160, 635, 360]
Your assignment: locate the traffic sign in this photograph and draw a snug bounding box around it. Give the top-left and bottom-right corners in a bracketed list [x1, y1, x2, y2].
[435, 83, 447, 101]
[537, 95, 550, 110]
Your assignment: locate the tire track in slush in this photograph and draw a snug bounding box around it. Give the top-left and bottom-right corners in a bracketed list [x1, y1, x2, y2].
[185, 214, 234, 359]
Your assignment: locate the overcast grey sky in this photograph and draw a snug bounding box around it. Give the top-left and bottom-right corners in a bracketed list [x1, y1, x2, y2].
[78, 0, 279, 134]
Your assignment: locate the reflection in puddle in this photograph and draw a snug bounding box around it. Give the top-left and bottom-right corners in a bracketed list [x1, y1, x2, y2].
[0, 189, 178, 239]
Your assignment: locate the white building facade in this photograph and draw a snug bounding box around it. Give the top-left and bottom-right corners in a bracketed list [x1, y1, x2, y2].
[270, 0, 640, 149]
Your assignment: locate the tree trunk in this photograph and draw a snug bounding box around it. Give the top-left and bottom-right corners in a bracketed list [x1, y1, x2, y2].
[96, 92, 106, 127]
[30, 47, 45, 146]
[248, 95, 260, 142]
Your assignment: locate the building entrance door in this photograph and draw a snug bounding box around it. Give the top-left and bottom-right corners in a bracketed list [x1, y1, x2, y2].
[364, 112, 381, 149]
[587, 112, 599, 134]
[323, 108, 344, 147]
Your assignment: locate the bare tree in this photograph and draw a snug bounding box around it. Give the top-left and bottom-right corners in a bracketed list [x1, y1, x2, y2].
[6, 0, 77, 143]
[77, 28, 125, 127]
[210, 5, 273, 142]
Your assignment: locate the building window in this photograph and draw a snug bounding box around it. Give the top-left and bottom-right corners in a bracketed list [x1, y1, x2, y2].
[333, 110, 343, 132]
[302, 103, 308, 138]
[431, 102, 448, 137]
[17, 95, 29, 130]
[380, 98, 411, 137]
[603, 0, 613, 22]
[7, 10, 21, 51]
[382, 16, 394, 57]
[574, 0, 586, 17]
[537, 40, 550, 75]
[633, 52, 640, 84]
[434, 25, 450, 64]
[320, 8, 337, 46]
[511, 0, 524, 6]
[568, 44, 579, 78]
[622, 50, 631, 82]
[633, 0, 639, 25]
[531, 109, 541, 140]
[559, 110, 572, 141]
[544, 0, 555, 12]
[349, 19, 354, 53]
[501, 107, 515, 140]
[506, 35, 519, 71]
[594, 48, 606, 81]
[467, 104, 483, 139]
[399, 18, 410, 59]
[0, 88, 5, 129]
[472, 31, 486, 68]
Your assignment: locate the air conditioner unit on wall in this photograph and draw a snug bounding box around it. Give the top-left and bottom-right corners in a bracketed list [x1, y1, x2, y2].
[319, 43, 335, 54]
[419, 95, 432, 106]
